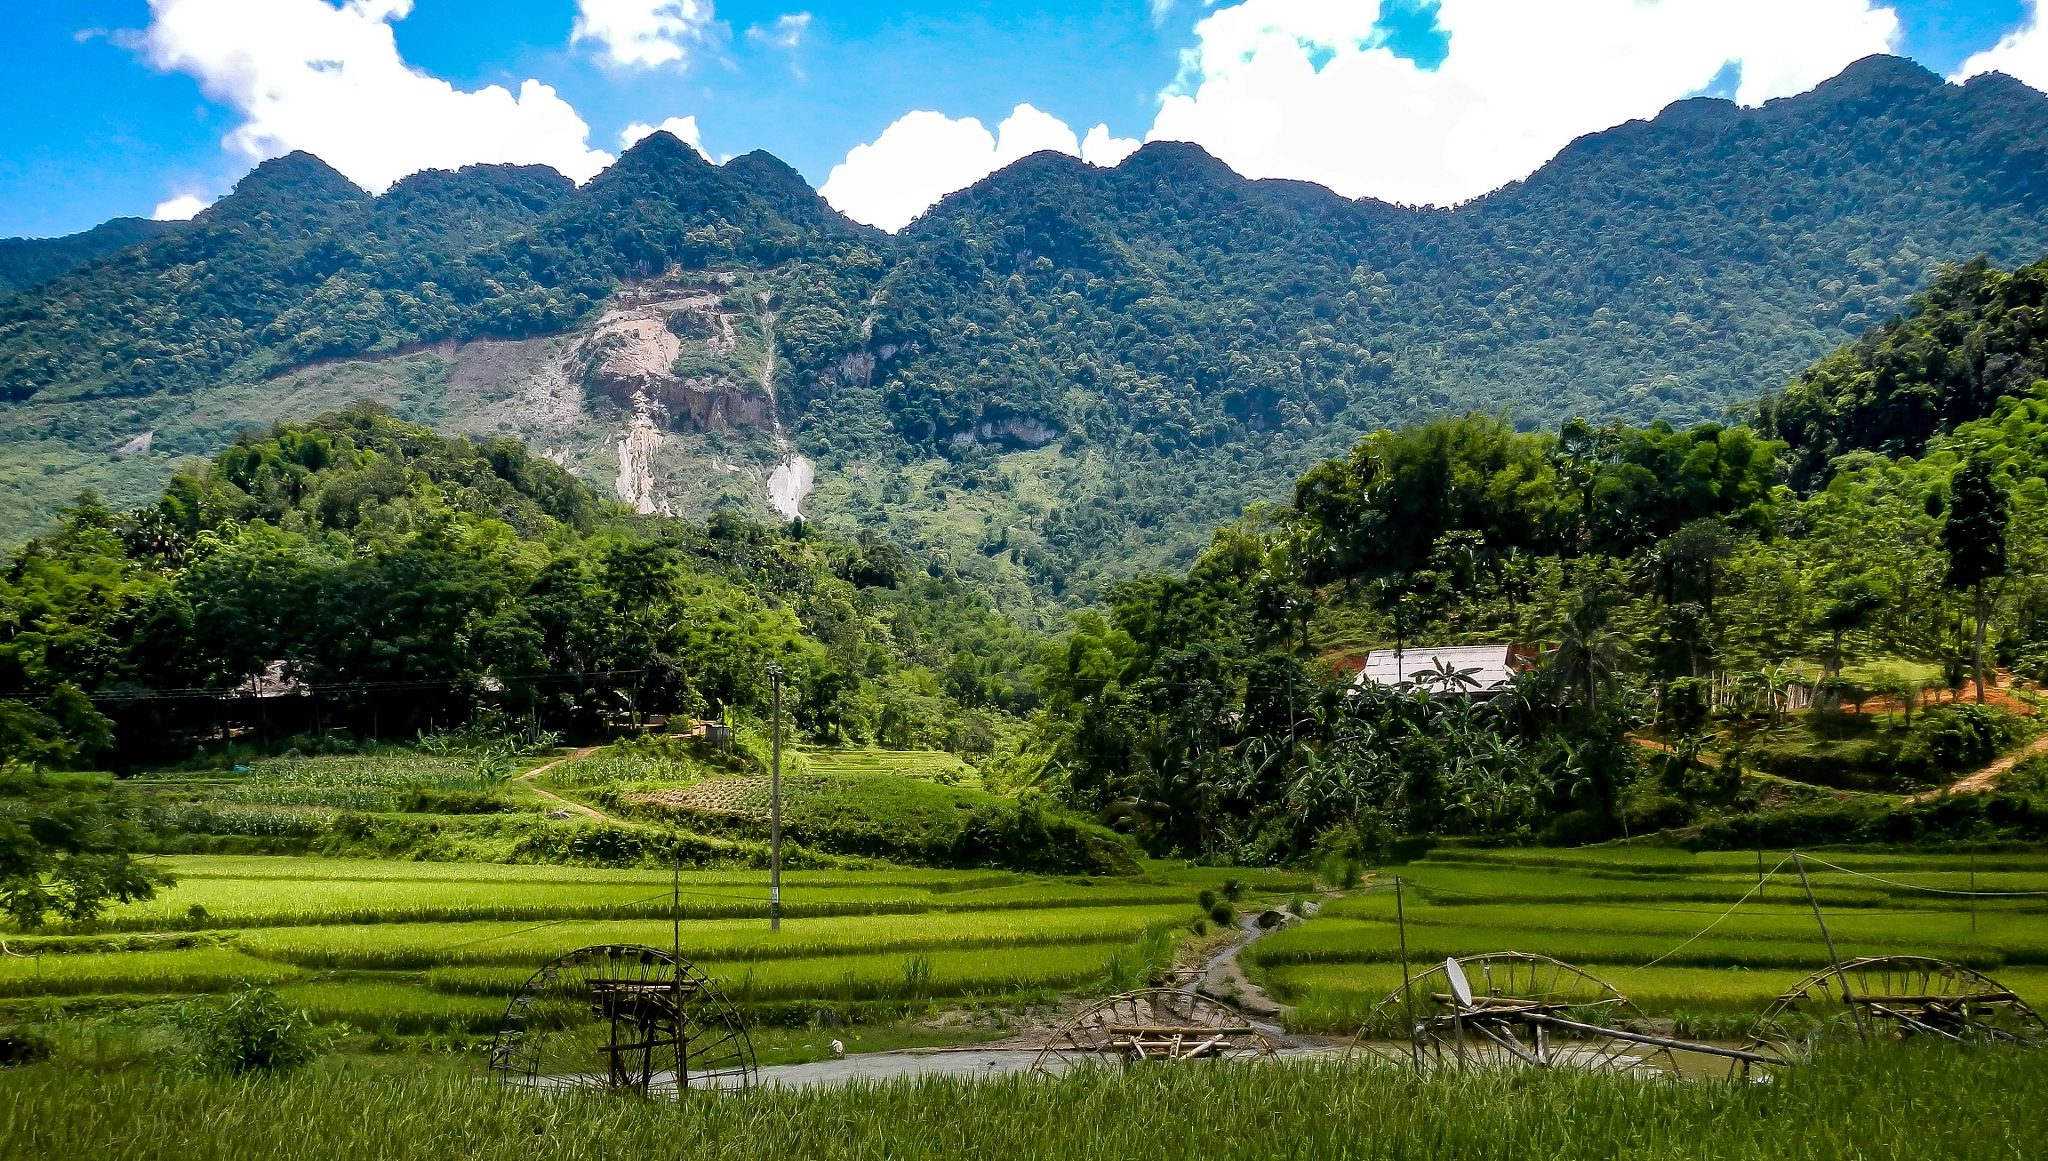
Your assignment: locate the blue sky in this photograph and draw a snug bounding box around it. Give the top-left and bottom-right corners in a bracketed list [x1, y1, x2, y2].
[0, 0, 2040, 237]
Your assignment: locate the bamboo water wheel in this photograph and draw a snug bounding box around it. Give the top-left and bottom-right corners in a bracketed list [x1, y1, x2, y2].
[1350, 952, 1779, 1076]
[1032, 989, 1276, 1075]
[1745, 955, 2048, 1061]
[488, 945, 756, 1096]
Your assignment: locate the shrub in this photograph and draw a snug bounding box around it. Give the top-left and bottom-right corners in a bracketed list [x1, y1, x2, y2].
[1208, 902, 1235, 927]
[1901, 704, 2027, 774]
[175, 986, 323, 1075]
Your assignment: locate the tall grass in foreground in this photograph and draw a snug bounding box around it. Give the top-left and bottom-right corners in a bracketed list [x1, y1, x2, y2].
[0, 1049, 2036, 1161]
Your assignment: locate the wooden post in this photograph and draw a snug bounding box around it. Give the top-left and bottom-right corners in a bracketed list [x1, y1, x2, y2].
[1396, 875, 1416, 1067]
[1793, 850, 1865, 1042]
[768, 663, 784, 933]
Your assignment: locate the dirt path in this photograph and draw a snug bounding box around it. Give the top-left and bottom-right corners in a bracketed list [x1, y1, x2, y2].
[515, 746, 609, 820]
[1629, 736, 1722, 766]
[1911, 731, 2048, 803]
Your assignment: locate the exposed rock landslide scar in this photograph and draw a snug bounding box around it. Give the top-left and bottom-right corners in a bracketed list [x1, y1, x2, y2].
[616, 417, 665, 514]
[768, 455, 814, 521]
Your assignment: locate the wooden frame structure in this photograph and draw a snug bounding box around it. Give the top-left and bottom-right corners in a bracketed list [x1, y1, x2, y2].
[1350, 952, 1783, 1076]
[489, 944, 756, 1097]
[1745, 955, 2048, 1061]
[1033, 989, 1276, 1075]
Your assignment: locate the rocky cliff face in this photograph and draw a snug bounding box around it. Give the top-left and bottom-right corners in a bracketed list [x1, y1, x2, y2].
[580, 281, 774, 433]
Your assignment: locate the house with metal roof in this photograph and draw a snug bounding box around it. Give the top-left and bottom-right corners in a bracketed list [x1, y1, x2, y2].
[1351, 645, 1537, 695]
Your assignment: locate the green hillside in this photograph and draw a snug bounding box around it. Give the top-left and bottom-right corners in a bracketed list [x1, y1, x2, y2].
[5, 56, 2048, 610]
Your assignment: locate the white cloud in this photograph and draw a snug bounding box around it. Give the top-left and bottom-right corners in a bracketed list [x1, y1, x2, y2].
[1954, 0, 2048, 91]
[1149, 0, 1902, 207]
[822, 105, 1148, 231]
[152, 194, 212, 221]
[138, 0, 614, 193]
[746, 12, 810, 50]
[620, 116, 708, 155]
[1082, 124, 1142, 168]
[573, 0, 715, 68]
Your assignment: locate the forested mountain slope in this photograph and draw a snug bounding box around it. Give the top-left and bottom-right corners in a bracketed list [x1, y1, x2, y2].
[4, 56, 2048, 613]
[0, 217, 176, 296]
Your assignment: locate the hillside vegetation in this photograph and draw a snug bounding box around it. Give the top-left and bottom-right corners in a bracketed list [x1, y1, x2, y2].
[6, 57, 2048, 605]
[10, 251, 2048, 871]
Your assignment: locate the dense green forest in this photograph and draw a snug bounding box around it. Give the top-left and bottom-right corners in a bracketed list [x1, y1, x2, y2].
[0, 217, 173, 297]
[6, 56, 2048, 605]
[0, 405, 1036, 772]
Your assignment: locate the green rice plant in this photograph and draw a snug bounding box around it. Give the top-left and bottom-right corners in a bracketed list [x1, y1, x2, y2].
[900, 954, 934, 999]
[272, 983, 506, 1036]
[81, 867, 1197, 934]
[0, 948, 299, 998]
[146, 855, 1001, 889]
[3, 1047, 2044, 1161]
[231, 906, 1199, 971]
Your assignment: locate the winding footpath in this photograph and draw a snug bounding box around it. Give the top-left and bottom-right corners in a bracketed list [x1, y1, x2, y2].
[514, 746, 609, 820]
[1912, 730, 2048, 803]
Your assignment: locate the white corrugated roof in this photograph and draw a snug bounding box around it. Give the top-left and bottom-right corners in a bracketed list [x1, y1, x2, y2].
[1355, 646, 1519, 692]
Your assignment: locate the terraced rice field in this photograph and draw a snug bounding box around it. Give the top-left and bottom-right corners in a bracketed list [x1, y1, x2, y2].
[1250, 847, 2048, 1032]
[0, 855, 1230, 1036]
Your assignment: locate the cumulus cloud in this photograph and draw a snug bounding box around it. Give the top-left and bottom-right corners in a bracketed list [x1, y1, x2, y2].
[1954, 0, 2048, 91]
[1082, 125, 1143, 168]
[620, 116, 708, 155]
[137, 0, 614, 193]
[152, 194, 212, 221]
[746, 12, 810, 50]
[1149, 0, 1902, 207]
[572, 0, 716, 68]
[822, 106, 1148, 231]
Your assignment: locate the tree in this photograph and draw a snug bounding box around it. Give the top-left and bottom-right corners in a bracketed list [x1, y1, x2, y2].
[1820, 576, 1886, 677]
[1943, 458, 2009, 703]
[0, 763, 171, 928]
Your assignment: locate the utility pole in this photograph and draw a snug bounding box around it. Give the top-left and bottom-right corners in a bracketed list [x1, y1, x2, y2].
[767, 662, 784, 933]
[1793, 850, 1865, 1043]
[1395, 876, 1416, 1068]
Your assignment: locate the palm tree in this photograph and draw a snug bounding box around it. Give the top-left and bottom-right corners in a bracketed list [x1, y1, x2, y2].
[1547, 597, 1628, 720]
[1416, 656, 1483, 694]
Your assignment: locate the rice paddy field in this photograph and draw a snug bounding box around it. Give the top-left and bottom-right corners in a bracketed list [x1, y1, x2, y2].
[1250, 846, 2048, 1033]
[0, 855, 1255, 1045]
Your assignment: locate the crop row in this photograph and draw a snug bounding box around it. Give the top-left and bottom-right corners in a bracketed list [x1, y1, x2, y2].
[79, 877, 1202, 934]
[1421, 847, 2048, 875]
[1348, 865, 2048, 912]
[1248, 911, 2048, 971]
[227, 905, 1197, 970]
[0, 947, 298, 998]
[149, 855, 1024, 887]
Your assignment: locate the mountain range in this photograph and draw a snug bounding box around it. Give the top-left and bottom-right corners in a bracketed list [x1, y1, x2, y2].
[4, 54, 2047, 618]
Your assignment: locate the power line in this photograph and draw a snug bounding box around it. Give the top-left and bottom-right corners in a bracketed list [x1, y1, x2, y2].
[1616, 854, 1793, 977]
[1797, 855, 2048, 899]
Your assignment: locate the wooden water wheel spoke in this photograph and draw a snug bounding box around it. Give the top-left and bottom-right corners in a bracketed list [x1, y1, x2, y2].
[1745, 956, 2048, 1065]
[1350, 953, 1697, 1077]
[490, 945, 756, 1097]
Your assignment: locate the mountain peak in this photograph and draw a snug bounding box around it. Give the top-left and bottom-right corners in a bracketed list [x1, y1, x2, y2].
[204, 151, 370, 232]
[612, 129, 717, 175]
[723, 150, 871, 235]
